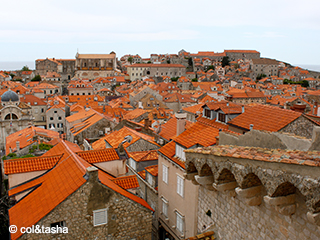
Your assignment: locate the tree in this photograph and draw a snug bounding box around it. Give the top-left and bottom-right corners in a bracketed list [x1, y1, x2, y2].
[205, 65, 215, 72]
[256, 74, 267, 80]
[21, 65, 31, 71]
[221, 56, 230, 67]
[192, 78, 198, 82]
[167, 59, 171, 64]
[301, 80, 309, 88]
[127, 56, 133, 64]
[171, 77, 179, 82]
[31, 75, 41, 81]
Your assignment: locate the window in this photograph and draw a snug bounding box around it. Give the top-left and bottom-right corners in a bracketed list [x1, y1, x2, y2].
[58, 117, 62, 120]
[218, 112, 226, 123]
[147, 173, 153, 186]
[175, 144, 186, 161]
[93, 208, 107, 226]
[204, 109, 211, 118]
[162, 164, 168, 184]
[35, 109, 38, 113]
[129, 158, 136, 170]
[54, 111, 57, 114]
[41, 108, 44, 113]
[162, 198, 168, 217]
[176, 211, 184, 234]
[50, 117, 53, 120]
[50, 221, 66, 228]
[177, 175, 184, 197]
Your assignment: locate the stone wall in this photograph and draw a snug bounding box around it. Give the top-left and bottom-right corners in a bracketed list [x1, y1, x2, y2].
[198, 186, 320, 240]
[19, 169, 153, 239]
[280, 116, 315, 139]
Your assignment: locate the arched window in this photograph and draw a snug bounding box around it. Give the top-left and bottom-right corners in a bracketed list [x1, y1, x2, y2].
[5, 113, 18, 120]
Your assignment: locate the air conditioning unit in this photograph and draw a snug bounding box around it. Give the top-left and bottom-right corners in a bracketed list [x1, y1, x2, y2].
[99, 131, 104, 136]
[105, 128, 110, 133]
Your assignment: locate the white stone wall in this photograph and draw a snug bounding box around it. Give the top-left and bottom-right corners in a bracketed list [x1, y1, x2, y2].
[198, 187, 320, 239]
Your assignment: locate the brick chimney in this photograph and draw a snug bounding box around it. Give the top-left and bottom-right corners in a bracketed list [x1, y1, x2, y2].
[85, 166, 98, 183]
[176, 111, 187, 136]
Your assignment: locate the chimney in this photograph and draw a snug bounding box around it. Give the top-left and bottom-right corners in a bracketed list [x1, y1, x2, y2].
[85, 166, 98, 183]
[250, 124, 254, 131]
[144, 117, 151, 129]
[175, 111, 187, 136]
[242, 106, 245, 113]
[16, 141, 20, 151]
[138, 101, 143, 109]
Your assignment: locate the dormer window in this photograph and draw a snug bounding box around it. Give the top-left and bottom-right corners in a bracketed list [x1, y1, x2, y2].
[175, 144, 186, 161]
[204, 108, 211, 118]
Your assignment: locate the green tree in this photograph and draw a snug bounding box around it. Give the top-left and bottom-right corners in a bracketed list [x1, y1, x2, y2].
[171, 77, 179, 82]
[127, 56, 133, 64]
[256, 74, 267, 80]
[167, 59, 171, 64]
[21, 65, 31, 71]
[31, 75, 41, 81]
[221, 56, 230, 67]
[192, 78, 198, 82]
[301, 80, 309, 88]
[9, 73, 15, 79]
[205, 65, 215, 72]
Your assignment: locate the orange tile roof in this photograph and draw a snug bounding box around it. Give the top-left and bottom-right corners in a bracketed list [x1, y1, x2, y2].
[159, 116, 192, 141]
[20, 95, 46, 106]
[112, 175, 139, 189]
[9, 140, 153, 240]
[145, 164, 158, 177]
[228, 104, 302, 131]
[158, 141, 185, 169]
[92, 126, 156, 150]
[186, 145, 320, 167]
[6, 126, 60, 154]
[4, 155, 62, 175]
[123, 108, 147, 120]
[174, 122, 219, 148]
[76, 148, 119, 163]
[128, 150, 158, 162]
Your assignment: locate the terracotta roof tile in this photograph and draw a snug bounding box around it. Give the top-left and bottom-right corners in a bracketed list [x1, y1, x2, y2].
[112, 175, 139, 189]
[128, 150, 158, 162]
[4, 155, 62, 175]
[9, 140, 152, 240]
[228, 104, 302, 132]
[158, 141, 185, 169]
[186, 145, 320, 167]
[159, 116, 192, 141]
[76, 148, 119, 163]
[145, 164, 158, 177]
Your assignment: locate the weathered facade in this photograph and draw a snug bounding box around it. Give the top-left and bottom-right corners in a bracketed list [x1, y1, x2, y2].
[185, 130, 320, 239]
[75, 52, 117, 79]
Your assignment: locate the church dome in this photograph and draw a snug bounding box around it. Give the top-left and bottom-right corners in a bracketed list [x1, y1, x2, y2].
[1, 90, 19, 102]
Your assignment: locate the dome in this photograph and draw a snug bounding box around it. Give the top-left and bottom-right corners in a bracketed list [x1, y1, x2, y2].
[1, 90, 19, 102]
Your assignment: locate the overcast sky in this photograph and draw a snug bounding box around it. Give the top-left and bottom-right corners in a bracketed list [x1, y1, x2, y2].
[1, 0, 320, 68]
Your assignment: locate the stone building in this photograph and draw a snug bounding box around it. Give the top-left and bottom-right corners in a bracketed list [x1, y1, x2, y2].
[127, 64, 186, 81]
[67, 80, 94, 96]
[184, 129, 320, 239]
[0, 90, 33, 151]
[224, 50, 261, 61]
[250, 58, 279, 78]
[75, 52, 117, 79]
[35, 58, 75, 81]
[8, 140, 153, 240]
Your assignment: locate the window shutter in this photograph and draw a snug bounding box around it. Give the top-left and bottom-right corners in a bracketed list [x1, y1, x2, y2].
[93, 209, 107, 226]
[163, 165, 168, 183]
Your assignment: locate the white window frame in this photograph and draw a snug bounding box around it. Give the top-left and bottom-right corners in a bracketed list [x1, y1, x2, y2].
[176, 211, 184, 234]
[175, 144, 186, 161]
[129, 158, 137, 171]
[93, 208, 108, 226]
[177, 175, 184, 197]
[162, 164, 168, 184]
[161, 197, 168, 217]
[147, 173, 153, 186]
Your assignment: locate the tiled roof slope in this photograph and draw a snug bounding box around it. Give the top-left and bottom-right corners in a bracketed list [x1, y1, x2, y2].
[9, 140, 152, 240]
[228, 104, 301, 131]
[128, 150, 158, 162]
[158, 141, 185, 169]
[186, 145, 320, 167]
[159, 116, 192, 141]
[76, 148, 119, 163]
[4, 155, 62, 175]
[112, 175, 139, 189]
[174, 122, 219, 148]
[6, 126, 60, 154]
[145, 165, 158, 177]
[92, 126, 156, 150]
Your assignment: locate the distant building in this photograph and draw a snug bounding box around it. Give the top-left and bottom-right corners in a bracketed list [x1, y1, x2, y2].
[35, 58, 75, 81]
[75, 52, 117, 79]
